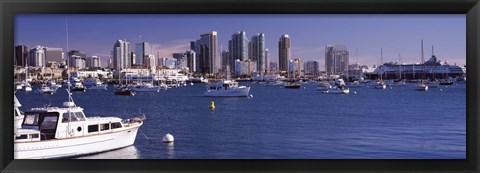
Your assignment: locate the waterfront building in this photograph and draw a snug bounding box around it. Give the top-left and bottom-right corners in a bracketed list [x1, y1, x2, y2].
[325, 44, 349, 76]
[304, 61, 320, 78]
[288, 58, 304, 78]
[265, 48, 270, 74]
[234, 59, 257, 77]
[251, 33, 266, 75]
[86, 56, 101, 68]
[199, 31, 218, 75]
[278, 34, 291, 72]
[144, 54, 156, 69]
[29, 45, 45, 67]
[112, 39, 131, 70]
[186, 50, 196, 73]
[190, 40, 201, 72]
[44, 47, 64, 66]
[69, 55, 86, 70]
[135, 42, 153, 66]
[71, 69, 112, 79]
[15, 45, 29, 67]
[229, 31, 249, 74]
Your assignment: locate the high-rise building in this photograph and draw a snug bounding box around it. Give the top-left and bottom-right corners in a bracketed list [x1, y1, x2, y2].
[288, 58, 303, 78]
[229, 31, 248, 74]
[190, 40, 201, 72]
[144, 54, 156, 69]
[199, 31, 218, 75]
[278, 34, 291, 72]
[325, 44, 349, 75]
[265, 48, 270, 73]
[221, 50, 229, 69]
[251, 33, 266, 74]
[269, 62, 278, 73]
[234, 59, 257, 77]
[304, 61, 320, 78]
[70, 55, 86, 69]
[135, 42, 153, 66]
[29, 45, 45, 67]
[129, 52, 135, 66]
[68, 50, 86, 59]
[186, 50, 196, 72]
[112, 39, 131, 70]
[15, 45, 29, 67]
[86, 56, 101, 68]
[44, 47, 64, 65]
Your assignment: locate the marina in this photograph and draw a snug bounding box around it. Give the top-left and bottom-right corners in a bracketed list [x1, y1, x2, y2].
[15, 80, 466, 159]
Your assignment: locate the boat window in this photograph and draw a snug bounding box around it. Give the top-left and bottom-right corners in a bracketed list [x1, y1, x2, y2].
[88, 124, 99, 133]
[30, 134, 39, 139]
[23, 113, 39, 126]
[40, 116, 58, 130]
[62, 112, 86, 123]
[111, 122, 122, 129]
[100, 123, 110, 131]
[15, 134, 28, 140]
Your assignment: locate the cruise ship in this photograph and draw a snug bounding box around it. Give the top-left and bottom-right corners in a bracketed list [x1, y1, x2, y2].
[364, 55, 466, 80]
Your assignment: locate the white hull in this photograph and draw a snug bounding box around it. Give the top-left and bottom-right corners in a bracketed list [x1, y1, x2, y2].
[325, 89, 349, 94]
[15, 126, 140, 159]
[375, 84, 386, 89]
[416, 84, 429, 91]
[204, 87, 250, 97]
[24, 86, 32, 92]
[16, 85, 23, 90]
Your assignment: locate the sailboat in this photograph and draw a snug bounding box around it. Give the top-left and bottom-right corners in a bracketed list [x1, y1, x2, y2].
[23, 59, 32, 92]
[14, 18, 145, 159]
[375, 48, 387, 89]
[391, 53, 406, 87]
[14, 93, 24, 129]
[416, 39, 428, 91]
[114, 70, 135, 96]
[426, 45, 439, 88]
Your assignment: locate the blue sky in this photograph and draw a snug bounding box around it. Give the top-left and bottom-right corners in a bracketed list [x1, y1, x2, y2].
[15, 14, 465, 70]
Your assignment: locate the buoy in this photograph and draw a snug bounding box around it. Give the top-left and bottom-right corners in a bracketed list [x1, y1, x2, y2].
[354, 91, 357, 94]
[163, 133, 174, 143]
[210, 101, 215, 109]
[440, 89, 443, 92]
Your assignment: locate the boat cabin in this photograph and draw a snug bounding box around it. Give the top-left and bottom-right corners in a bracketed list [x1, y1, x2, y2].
[208, 80, 239, 90]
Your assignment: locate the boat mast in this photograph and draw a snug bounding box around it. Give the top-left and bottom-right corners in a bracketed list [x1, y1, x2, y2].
[380, 48, 383, 81]
[421, 39, 425, 81]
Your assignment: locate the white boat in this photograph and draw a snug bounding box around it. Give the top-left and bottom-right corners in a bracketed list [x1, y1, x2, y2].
[131, 83, 160, 92]
[14, 94, 24, 129]
[324, 86, 349, 94]
[72, 83, 86, 92]
[89, 80, 108, 90]
[316, 81, 332, 91]
[374, 80, 386, 89]
[14, 100, 145, 159]
[416, 83, 429, 91]
[35, 84, 56, 95]
[204, 80, 251, 97]
[16, 83, 24, 90]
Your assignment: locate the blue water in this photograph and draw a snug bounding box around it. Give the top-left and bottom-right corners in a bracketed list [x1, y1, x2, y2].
[15, 82, 466, 159]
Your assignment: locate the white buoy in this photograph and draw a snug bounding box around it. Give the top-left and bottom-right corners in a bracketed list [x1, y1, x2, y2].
[163, 133, 174, 143]
[354, 91, 357, 94]
[250, 94, 253, 98]
[440, 89, 443, 92]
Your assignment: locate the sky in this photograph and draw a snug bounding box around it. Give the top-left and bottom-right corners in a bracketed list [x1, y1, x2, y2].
[15, 14, 466, 70]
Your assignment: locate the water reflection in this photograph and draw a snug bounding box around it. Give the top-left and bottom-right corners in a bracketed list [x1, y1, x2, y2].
[76, 145, 140, 159]
[165, 142, 175, 158]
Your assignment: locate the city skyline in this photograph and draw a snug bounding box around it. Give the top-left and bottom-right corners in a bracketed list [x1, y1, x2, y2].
[15, 14, 466, 70]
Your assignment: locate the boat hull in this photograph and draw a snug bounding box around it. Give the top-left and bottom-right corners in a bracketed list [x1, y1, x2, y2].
[204, 87, 250, 97]
[14, 126, 140, 159]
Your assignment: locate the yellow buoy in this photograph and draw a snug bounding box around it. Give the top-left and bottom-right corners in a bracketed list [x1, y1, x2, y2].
[210, 101, 215, 109]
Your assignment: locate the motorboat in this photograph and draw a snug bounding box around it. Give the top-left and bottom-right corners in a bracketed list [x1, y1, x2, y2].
[35, 84, 56, 95]
[284, 82, 301, 89]
[374, 80, 387, 89]
[114, 86, 135, 96]
[14, 100, 145, 159]
[439, 79, 454, 85]
[72, 83, 86, 92]
[204, 80, 250, 97]
[89, 80, 108, 90]
[323, 86, 350, 94]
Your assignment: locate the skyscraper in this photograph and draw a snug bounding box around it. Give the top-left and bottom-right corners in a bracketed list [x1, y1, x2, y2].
[325, 44, 349, 75]
[229, 31, 248, 74]
[278, 34, 291, 72]
[135, 42, 153, 66]
[199, 31, 218, 75]
[221, 50, 230, 70]
[251, 33, 266, 74]
[186, 50, 196, 72]
[191, 40, 201, 72]
[265, 48, 270, 74]
[29, 45, 45, 67]
[112, 39, 131, 70]
[86, 56, 101, 68]
[15, 45, 28, 67]
[44, 47, 64, 65]
[304, 61, 320, 78]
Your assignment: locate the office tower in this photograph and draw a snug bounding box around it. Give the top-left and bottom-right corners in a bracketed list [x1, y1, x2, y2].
[112, 39, 131, 70]
[186, 50, 196, 72]
[86, 56, 101, 68]
[191, 40, 201, 72]
[221, 50, 230, 70]
[44, 47, 64, 65]
[251, 33, 266, 74]
[229, 31, 248, 73]
[172, 53, 185, 60]
[265, 48, 270, 74]
[199, 31, 218, 75]
[288, 58, 303, 78]
[144, 55, 156, 69]
[234, 59, 257, 77]
[68, 50, 86, 59]
[15, 45, 29, 67]
[135, 42, 152, 66]
[29, 45, 45, 67]
[70, 55, 86, 69]
[130, 52, 135, 66]
[325, 44, 349, 75]
[304, 61, 320, 78]
[278, 34, 291, 72]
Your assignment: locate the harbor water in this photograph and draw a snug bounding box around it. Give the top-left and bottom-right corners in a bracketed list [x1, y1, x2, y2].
[15, 82, 466, 159]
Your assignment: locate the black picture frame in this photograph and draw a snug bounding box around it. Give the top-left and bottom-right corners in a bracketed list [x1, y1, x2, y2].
[1, 0, 479, 172]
